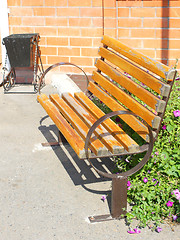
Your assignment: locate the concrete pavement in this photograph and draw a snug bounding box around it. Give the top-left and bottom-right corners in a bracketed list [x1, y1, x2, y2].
[0, 83, 179, 240]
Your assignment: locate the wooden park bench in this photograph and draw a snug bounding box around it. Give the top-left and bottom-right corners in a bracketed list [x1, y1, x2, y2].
[37, 35, 177, 222]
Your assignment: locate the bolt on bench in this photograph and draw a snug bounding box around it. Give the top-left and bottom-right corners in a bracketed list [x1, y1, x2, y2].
[37, 35, 177, 222]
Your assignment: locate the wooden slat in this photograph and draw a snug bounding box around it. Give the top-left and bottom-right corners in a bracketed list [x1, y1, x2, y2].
[37, 94, 90, 159]
[49, 94, 109, 156]
[88, 81, 157, 141]
[95, 59, 166, 113]
[62, 92, 125, 154]
[92, 71, 161, 129]
[74, 91, 140, 152]
[101, 35, 173, 80]
[98, 46, 171, 97]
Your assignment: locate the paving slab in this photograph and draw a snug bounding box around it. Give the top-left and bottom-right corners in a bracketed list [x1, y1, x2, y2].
[0, 84, 179, 240]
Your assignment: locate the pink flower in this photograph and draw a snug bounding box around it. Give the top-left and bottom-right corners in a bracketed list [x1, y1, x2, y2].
[156, 227, 162, 233]
[172, 215, 178, 221]
[173, 110, 180, 117]
[166, 201, 173, 207]
[155, 151, 159, 155]
[101, 195, 107, 201]
[143, 177, 148, 183]
[127, 228, 141, 234]
[127, 181, 131, 187]
[162, 125, 166, 130]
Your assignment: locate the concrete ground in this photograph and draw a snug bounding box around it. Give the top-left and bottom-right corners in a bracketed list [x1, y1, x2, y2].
[0, 80, 179, 240]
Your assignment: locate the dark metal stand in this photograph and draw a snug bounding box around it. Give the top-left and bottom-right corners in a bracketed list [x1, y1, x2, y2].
[89, 177, 127, 223]
[42, 131, 67, 147]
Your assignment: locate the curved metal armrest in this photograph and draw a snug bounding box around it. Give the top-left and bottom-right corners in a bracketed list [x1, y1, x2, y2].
[38, 62, 89, 94]
[85, 110, 154, 179]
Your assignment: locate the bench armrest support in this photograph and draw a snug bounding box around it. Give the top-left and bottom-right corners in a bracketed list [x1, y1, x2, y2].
[85, 110, 154, 179]
[38, 62, 89, 94]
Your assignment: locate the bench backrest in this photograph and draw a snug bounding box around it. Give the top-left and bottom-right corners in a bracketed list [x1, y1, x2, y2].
[88, 35, 177, 143]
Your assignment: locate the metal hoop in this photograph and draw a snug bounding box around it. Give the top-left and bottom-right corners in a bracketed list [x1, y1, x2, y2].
[38, 62, 89, 94]
[85, 110, 154, 179]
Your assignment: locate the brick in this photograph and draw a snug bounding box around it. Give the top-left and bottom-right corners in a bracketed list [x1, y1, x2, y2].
[118, 18, 142, 28]
[10, 26, 35, 34]
[104, 18, 116, 28]
[58, 47, 80, 56]
[40, 46, 57, 55]
[143, 0, 169, 7]
[169, 39, 180, 49]
[138, 49, 156, 58]
[9, 16, 22, 25]
[118, 29, 130, 38]
[47, 37, 68, 46]
[33, 7, 56, 16]
[131, 29, 156, 38]
[80, 8, 102, 17]
[104, 28, 116, 38]
[22, 0, 44, 6]
[169, 29, 180, 39]
[169, 50, 180, 59]
[92, 38, 102, 47]
[83, 66, 96, 74]
[45, 17, 68, 26]
[156, 7, 180, 18]
[168, 60, 180, 69]
[155, 29, 169, 38]
[9, 7, 33, 16]
[171, 1, 180, 7]
[118, 8, 130, 18]
[44, 0, 67, 7]
[156, 49, 169, 59]
[58, 27, 80, 36]
[117, 1, 142, 7]
[104, 9, 116, 18]
[23, 17, 45, 26]
[131, 8, 156, 18]
[143, 39, 168, 49]
[104, 0, 116, 8]
[70, 37, 92, 47]
[39, 37, 46, 45]
[57, 7, 80, 17]
[170, 19, 180, 28]
[68, 0, 91, 7]
[81, 28, 103, 37]
[7, 0, 21, 6]
[92, 0, 102, 7]
[92, 18, 102, 27]
[143, 18, 168, 28]
[81, 47, 98, 57]
[69, 18, 92, 27]
[35, 27, 57, 36]
[47, 56, 69, 64]
[70, 57, 93, 66]
[119, 38, 143, 48]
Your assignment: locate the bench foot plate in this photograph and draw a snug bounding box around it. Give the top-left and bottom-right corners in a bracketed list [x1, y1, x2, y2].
[88, 214, 123, 223]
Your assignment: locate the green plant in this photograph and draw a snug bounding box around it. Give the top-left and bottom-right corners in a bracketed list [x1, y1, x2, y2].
[125, 78, 180, 230]
[93, 74, 180, 232]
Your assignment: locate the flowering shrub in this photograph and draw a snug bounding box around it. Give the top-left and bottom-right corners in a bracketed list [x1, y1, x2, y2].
[124, 78, 180, 230]
[94, 74, 180, 231]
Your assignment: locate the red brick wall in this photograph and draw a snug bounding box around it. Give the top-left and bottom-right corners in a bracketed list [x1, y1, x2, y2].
[7, 0, 180, 73]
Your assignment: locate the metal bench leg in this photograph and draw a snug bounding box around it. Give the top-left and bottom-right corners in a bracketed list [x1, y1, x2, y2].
[89, 177, 127, 223]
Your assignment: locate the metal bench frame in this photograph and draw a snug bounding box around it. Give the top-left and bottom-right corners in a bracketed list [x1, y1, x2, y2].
[37, 35, 177, 222]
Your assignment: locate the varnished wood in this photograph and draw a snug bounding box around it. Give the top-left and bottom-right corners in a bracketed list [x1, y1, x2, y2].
[98, 47, 171, 97]
[92, 71, 161, 129]
[62, 92, 124, 154]
[95, 59, 166, 113]
[75, 91, 140, 152]
[49, 94, 109, 156]
[87, 81, 156, 142]
[101, 35, 173, 81]
[37, 94, 90, 159]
